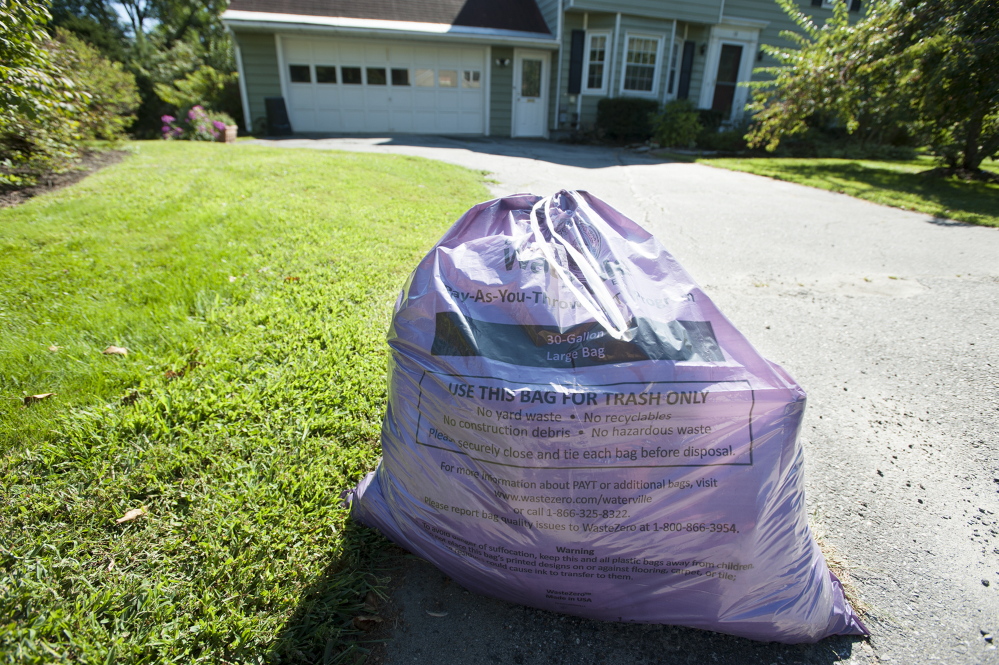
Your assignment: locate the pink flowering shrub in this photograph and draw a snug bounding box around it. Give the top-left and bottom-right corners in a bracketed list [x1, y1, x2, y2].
[161, 106, 236, 141]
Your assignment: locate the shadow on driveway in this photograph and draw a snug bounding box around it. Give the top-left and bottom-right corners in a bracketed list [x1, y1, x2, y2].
[252, 133, 667, 170]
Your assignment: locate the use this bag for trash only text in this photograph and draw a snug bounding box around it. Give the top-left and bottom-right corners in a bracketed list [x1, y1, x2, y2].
[347, 190, 867, 643]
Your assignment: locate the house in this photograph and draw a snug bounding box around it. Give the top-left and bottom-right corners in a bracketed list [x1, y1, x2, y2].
[222, 0, 861, 137]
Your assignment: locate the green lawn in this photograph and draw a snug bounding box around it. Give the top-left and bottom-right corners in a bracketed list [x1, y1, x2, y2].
[0, 142, 489, 663]
[699, 155, 999, 227]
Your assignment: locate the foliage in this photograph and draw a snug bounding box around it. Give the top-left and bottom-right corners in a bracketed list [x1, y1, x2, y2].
[596, 97, 660, 142]
[162, 105, 236, 140]
[155, 64, 241, 122]
[747, 0, 999, 177]
[0, 141, 490, 663]
[51, 0, 243, 137]
[651, 100, 702, 149]
[49, 0, 128, 61]
[53, 28, 141, 142]
[702, 156, 999, 227]
[0, 1, 85, 186]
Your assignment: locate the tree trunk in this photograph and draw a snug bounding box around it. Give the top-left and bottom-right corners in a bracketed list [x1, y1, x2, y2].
[960, 111, 984, 172]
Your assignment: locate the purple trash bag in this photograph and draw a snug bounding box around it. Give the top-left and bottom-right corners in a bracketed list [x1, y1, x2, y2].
[347, 190, 867, 643]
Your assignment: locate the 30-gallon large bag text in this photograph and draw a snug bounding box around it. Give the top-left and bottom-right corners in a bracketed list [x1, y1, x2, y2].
[348, 191, 867, 643]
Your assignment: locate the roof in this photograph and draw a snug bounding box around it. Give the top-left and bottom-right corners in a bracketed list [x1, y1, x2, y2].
[225, 0, 552, 35]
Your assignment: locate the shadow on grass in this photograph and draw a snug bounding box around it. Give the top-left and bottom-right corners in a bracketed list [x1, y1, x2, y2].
[266, 519, 398, 665]
[755, 161, 998, 227]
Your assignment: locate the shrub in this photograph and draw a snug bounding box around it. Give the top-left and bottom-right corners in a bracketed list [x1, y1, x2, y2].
[162, 105, 236, 141]
[595, 97, 660, 142]
[0, 2, 84, 186]
[155, 65, 242, 130]
[651, 100, 703, 148]
[53, 29, 140, 142]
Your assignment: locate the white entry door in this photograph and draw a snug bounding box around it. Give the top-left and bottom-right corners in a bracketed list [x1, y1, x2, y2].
[512, 50, 548, 137]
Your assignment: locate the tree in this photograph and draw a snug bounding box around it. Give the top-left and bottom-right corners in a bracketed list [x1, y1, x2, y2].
[747, 0, 999, 179]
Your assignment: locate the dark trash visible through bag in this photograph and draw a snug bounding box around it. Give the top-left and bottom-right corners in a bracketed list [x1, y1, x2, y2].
[348, 190, 867, 643]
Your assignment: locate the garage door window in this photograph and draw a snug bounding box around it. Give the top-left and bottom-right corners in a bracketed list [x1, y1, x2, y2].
[289, 65, 312, 83]
[316, 66, 337, 84]
[415, 68, 434, 87]
[462, 70, 481, 88]
[342, 67, 362, 84]
[438, 70, 457, 87]
[366, 68, 387, 85]
[392, 68, 410, 86]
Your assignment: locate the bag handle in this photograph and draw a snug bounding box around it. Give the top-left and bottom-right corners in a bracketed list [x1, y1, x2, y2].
[530, 192, 630, 340]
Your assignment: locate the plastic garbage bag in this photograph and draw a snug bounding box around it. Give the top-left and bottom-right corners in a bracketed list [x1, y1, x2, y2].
[347, 190, 867, 643]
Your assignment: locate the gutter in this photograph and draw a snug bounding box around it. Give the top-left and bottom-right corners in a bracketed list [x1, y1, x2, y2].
[222, 10, 559, 49]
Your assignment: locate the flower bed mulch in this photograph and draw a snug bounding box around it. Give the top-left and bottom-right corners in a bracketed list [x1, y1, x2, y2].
[0, 149, 128, 209]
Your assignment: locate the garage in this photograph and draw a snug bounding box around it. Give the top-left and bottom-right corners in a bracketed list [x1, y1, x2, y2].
[280, 36, 487, 134]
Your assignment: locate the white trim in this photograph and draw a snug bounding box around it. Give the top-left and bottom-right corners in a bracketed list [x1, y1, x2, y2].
[608, 13, 621, 97]
[223, 10, 558, 48]
[581, 31, 610, 96]
[554, 0, 563, 130]
[698, 20, 762, 122]
[232, 35, 252, 130]
[511, 49, 550, 138]
[718, 16, 770, 29]
[275, 33, 289, 103]
[618, 32, 664, 98]
[484, 45, 492, 136]
[662, 20, 676, 105]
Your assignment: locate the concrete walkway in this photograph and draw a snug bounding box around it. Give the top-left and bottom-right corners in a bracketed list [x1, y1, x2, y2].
[248, 136, 999, 664]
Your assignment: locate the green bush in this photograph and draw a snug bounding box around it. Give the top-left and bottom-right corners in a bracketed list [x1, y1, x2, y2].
[53, 29, 140, 142]
[596, 97, 660, 142]
[0, 2, 83, 186]
[155, 64, 242, 130]
[651, 100, 703, 148]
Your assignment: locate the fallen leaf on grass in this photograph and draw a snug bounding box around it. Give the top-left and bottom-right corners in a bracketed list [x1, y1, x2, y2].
[23, 393, 55, 406]
[351, 615, 383, 631]
[164, 369, 181, 380]
[120, 390, 140, 405]
[47, 345, 62, 352]
[228, 275, 238, 282]
[283, 276, 300, 282]
[115, 506, 146, 523]
[103, 346, 128, 356]
[425, 611, 449, 618]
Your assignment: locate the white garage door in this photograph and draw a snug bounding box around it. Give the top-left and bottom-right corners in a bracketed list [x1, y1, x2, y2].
[281, 36, 486, 134]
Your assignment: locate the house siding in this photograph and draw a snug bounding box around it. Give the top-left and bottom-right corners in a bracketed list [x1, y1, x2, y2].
[490, 47, 515, 136]
[233, 31, 282, 132]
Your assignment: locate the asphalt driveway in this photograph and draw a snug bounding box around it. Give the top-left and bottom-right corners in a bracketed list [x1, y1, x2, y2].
[248, 135, 999, 664]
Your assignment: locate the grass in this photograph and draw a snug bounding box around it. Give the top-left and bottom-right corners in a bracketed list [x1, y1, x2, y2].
[698, 155, 999, 227]
[0, 141, 489, 663]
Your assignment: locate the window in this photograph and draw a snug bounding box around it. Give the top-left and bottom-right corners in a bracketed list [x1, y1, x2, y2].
[316, 66, 337, 84]
[341, 66, 362, 84]
[622, 35, 661, 94]
[366, 68, 387, 85]
[583, 32, 608, 93]
[462, 70, 481, 88]
[391, 68, 410, 86]
[414, 68, 435, 87]
[438, 70, 457, 87]
[289, 65, 312, 83]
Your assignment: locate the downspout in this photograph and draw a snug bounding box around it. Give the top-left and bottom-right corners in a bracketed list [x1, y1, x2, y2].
[553, 0, 563, 133]
[228, 26, 252, 131]
[718, 0, 726, 23]
[609, 12, 621, 97]
[275, 34, 289, 102]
